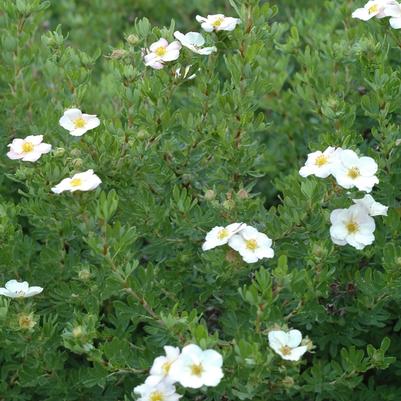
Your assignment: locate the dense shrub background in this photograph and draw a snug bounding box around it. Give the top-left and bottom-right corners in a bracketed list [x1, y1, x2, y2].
[1, 0, 401, 400]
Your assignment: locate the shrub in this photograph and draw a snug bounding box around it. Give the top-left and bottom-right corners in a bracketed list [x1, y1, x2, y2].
[1, 0, 401, 400]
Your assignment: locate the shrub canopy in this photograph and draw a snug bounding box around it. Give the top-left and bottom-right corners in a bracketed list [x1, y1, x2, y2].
[1, 0, 401, 400]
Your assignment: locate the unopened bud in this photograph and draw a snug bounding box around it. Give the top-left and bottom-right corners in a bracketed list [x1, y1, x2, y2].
[204, 190, 216, 201]
[110, 49, 127, 59]
[126, 34, 140, 45]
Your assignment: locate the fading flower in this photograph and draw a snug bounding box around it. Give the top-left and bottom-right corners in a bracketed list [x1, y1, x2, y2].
[169, 344, 223, 389]
[331, 149, 379, 193]
[228, 226, 274, 263]
[330, 204, 375, 250]
[299, 146, 342, 178]
[18, 313, 36, 330]
[7, 135, 51, 162]
[51, 169, 101, 194]
[175, 65, 197, 80]
[352, 0, 397, 20]
[144, 38, 181, 70]
[173, 31, 217, 55]
[196, 14, 241, 32]
[352, 194, 388, 216]
[268, 329, 308, 361]
[0, 280, 43, 298]
[134, 381, 181, 401]
[202, 223, 245, 251]
[59, 108, 100, 137]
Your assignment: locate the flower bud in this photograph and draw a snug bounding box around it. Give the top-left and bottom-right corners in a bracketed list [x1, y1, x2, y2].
[72, 326, 83, 338]
[78, 269, 91, 281]
[126, 34, 140, 45]
[110, 49, 127, 59]
[237, 189, 249, 199]
[72, 158, 83, 169]
[223, 199, 235, 210]
[204, 189, 216, 201]
[18, 313, 36, 330]
[54, 147, 65, 157]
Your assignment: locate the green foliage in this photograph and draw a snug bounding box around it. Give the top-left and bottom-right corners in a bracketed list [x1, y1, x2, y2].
[1, 0, 401, 400]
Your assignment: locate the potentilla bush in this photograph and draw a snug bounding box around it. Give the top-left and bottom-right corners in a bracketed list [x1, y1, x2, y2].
[1, 0, 401, 400]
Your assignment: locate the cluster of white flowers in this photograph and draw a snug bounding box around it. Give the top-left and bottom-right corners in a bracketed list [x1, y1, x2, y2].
[144, 14, 240, 70]
[299, 147, 379, 193]
[268, 329, 309, 361]
[6, 108, 102, 194]
[300, 147, 388, 250]
[0, 280, 43, 298]
[134, 344, 223, 401]
[202, 223, 274, 263]
[352, 0, 401, 29]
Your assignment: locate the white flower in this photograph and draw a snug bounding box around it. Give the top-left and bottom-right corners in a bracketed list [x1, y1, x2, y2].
[144, 38, 181, 70]
[228, 226, 274, 263]
[169, 344, 223, 389]
[352, 194, 388, 216]
[59, 108, 100, 137]
[51, 169, 101, 194]
[7, 135, 51, 162]
[202, 222, 245, 251]
[299, 146, 342, 178]
[268, 330, 308, 361]
[133, 381, 181, 401]
[330, 204, 376, 250]
[352, 0, 397, 20]
[196, 14, 241, 32]
[331, 149, 379, 193]
[0, 280, 43, 298]
[146, 346, 180, 386]
[173, 32, 217, 55]
[384, 3, 401, 28]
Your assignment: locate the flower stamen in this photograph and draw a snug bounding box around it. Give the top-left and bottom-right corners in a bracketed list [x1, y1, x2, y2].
[155, 46, 167, 57]
[245, 239, 258, 251]
[190, 363, 204, 377]
[74, 117, 86, 129]
[22, 142, 34, 153]
[347, 167, 360, 179]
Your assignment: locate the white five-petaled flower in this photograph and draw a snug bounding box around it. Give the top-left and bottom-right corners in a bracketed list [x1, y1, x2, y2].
[196, 14, 241, 32]
[299, 146, 342, 178]
[384, 2, 401, 28]
[173, 32, 217, 55]
[331, 149, 379, 193]
[330, 204, 376, 250]
[228, 226, 274, 263]
[134, 381, 181, 401]
[144, 38, 181, 70]
[59, 108, 100, 137]
[352, 194, 388, 216]
[268, 330, 308, 361]
[352, 0, 397, 20]
[202, 222, 245, 251]
[7, 135, 51, 162]
[51, 169, 101, 194]
[169, 344, 224, 389]
[0, 280, 43, 298]
[146, 346, 180, 386]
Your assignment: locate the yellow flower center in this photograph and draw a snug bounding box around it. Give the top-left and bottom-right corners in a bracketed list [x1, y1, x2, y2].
[155, 46, 167, 57]
[190, 363, 204, 377]
[70, 178, 82, 187]
[162, 361, 172, 375]
[217, 228, 229, 240]
[346, 221, 359, 234]
[368, 4, 379, 14]
[150, 391, 164, 401]
[245, 239, 258, 251]
[74, 117, 86, 129]
[315, 155, 328, 167]
[347, 167, 360, 179]
[212, 17, 224, 27]
[279, 345, 292, 356]
[22, 142, 34, 153]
